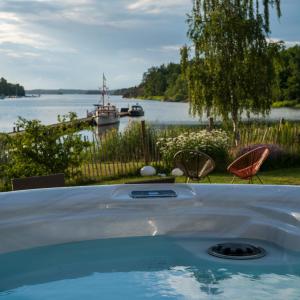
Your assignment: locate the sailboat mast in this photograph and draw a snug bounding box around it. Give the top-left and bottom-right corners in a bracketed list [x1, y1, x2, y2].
[102, 74, 105, 106]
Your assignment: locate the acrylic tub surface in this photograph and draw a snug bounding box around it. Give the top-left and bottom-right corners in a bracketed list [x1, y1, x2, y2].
[1, 184, 300, 299]
[0, 184, 300, 254]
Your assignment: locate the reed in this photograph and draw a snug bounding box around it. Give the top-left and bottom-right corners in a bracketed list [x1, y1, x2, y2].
[75, 121, 300, 183]
[1, 121, 300, 190]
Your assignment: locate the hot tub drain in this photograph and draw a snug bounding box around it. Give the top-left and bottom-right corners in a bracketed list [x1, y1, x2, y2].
[208, 243, 266, 260]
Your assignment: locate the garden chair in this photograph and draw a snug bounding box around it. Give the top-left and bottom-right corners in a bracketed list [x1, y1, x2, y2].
[173, 150, 215, 183]
[12, 173, 65, 191]
[227, 146, 270, 184]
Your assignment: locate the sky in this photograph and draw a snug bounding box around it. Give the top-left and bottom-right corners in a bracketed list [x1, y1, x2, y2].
[0, 0, 299, 90]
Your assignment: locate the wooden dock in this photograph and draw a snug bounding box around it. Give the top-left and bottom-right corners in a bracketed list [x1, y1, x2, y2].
[7, 112, 130, 137]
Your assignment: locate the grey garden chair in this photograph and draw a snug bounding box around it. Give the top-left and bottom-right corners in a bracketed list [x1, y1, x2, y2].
[173, 150, 215, 183]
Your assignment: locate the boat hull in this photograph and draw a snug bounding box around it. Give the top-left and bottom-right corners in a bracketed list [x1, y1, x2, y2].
[129, 111, 144, 117]
[94, 116, 120, 126]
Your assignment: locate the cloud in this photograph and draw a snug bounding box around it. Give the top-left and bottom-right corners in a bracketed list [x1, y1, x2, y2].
[0, 6, 80, 55]
[267, 38, 300, 47]
[161, 45, 182, 52]
[0, 48, 40, 58]
[147, 44, 182, 53]
[284, 40, 300, 47]
[127, 0, 191, 14]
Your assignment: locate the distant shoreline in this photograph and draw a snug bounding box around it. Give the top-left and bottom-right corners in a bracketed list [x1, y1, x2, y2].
[23, 91, 300, 109]
[122, 95, 187, 103]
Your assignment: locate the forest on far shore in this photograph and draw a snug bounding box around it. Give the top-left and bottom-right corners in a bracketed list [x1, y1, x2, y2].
[113, 45, 300, 106]
[0, 77, 25, 97]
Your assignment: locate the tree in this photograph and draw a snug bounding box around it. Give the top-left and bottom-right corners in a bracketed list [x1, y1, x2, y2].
[0, 77, 25, 97]
[278, 45, 300, 102]
[181, 0, 282, 140]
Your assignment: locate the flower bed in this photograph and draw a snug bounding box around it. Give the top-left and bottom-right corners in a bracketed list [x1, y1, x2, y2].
[156, 130, 230, 171]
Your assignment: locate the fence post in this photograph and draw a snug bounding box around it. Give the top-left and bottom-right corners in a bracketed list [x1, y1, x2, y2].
[141, 120, 149, 165]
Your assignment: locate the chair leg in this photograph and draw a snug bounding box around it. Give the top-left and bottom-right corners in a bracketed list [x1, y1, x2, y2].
[207, 176, 211, 184]
[231, 176, 236, 184]
[256, 175, 263, 184]
[186, 177, 190, 183]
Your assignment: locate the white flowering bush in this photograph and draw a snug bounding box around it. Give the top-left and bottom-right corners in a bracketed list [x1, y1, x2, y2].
[156, 129, 230, 170]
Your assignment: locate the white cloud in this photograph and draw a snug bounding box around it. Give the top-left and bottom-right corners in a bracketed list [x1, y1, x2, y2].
[0, 10, 79, 55]
[161, 45, 182, 52]
[0, 48, 40, 58]
[59, 7, 141, 28]
[285, 40, 300, 47]
[147, 44, 182, 53]
[127, 0, 191, 14]
[0, 23, 51, 49]
[267, 38, 300, 47]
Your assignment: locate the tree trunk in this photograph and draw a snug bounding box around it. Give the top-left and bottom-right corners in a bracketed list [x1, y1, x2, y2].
[232, 112, 240, 147]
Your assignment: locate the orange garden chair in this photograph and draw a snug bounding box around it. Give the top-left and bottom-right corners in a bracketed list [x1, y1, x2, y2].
[227, 146, 270, 184]
[174, 150, 215, 183]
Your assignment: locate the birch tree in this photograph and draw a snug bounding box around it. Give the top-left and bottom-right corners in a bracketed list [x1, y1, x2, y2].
[181, 0, 282, 140]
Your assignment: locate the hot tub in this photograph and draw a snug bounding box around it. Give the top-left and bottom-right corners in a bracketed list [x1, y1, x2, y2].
[0, 184, 300, 299]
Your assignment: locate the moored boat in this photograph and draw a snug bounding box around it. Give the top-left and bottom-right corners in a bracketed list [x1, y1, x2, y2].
[93, 103, 120, 126]
[89, 74, 120, 126]
[128, 104, 144, 117]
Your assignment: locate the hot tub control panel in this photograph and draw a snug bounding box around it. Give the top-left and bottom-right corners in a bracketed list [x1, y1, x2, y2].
[130, 190, 177, 199]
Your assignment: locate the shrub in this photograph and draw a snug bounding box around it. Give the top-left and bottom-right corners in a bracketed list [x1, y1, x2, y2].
[3, 114, 90, 181]
[156, 129, 230, 171]
[236, 144, 300, 170]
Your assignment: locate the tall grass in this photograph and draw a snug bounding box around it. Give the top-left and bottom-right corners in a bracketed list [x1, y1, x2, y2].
[1, 121, 300, 190]
[238, 122, 300, 154]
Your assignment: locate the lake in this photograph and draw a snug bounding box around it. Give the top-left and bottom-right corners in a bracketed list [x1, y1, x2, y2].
[1, 94, 300, 133]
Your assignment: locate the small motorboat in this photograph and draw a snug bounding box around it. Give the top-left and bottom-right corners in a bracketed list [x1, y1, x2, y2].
[129, 104, 144, 117]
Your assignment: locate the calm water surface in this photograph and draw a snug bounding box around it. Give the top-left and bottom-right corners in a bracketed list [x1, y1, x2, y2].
[0, 94, 300, 133]
[1, 237, 300, 300]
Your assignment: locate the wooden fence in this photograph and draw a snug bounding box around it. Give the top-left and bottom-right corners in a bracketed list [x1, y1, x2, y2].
[70, 121, 166, 183]
[71, 121, 300, 183]
[238, 122, 300, 155]
[2, 121, 300, 189]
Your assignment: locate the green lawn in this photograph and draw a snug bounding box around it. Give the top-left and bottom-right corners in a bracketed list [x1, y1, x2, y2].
[98, 168, 300, 186]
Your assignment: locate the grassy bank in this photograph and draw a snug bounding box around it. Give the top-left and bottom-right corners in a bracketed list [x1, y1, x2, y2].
[272, 100, 300, 109]
[126, 95, 186, 102]
[128, 97, 300, 107]
[100, 168, 300, 186]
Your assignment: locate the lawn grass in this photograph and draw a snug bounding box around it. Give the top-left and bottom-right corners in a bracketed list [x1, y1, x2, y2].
[98, 168, 300, 186]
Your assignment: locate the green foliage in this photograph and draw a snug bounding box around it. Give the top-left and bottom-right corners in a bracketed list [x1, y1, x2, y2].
[97, 122, 157, 162]
[182, 0, 282, 132]
[272, 100, 298, 108]
[119, 63, 188, 101]
[156, 129, 230, 170]
[277, 45, 300, 102]
[0, 77, 25, 97]
[2, 113, 89, 181]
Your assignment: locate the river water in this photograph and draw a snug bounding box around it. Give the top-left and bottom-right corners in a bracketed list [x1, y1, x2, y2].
[0, 94, 300, 133]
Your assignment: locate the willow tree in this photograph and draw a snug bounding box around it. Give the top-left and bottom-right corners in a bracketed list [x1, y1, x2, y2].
[181, 0, 282, 139]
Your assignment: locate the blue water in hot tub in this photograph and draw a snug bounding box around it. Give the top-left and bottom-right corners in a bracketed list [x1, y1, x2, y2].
[1, 236, 300, 300]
